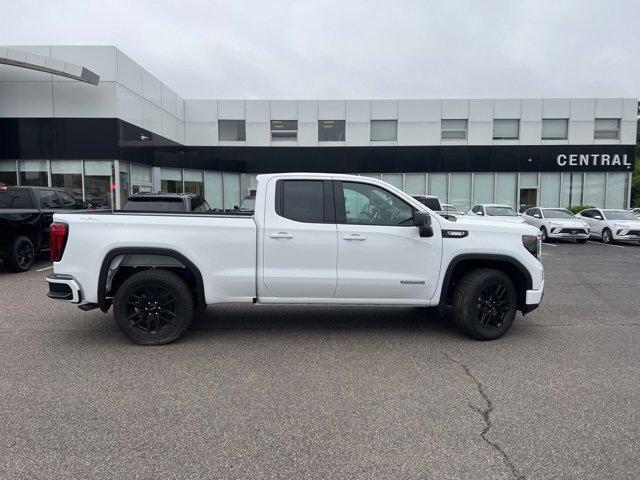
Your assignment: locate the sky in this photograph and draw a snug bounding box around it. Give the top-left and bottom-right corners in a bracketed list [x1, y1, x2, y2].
[1, 0, 639, 100]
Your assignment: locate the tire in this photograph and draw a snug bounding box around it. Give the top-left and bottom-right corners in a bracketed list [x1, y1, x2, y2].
[576, 238, 588, 244]
[113, 269, 194, 345]
[602, 228, 613, 244]
[5, 236, 36, 272]
[540, 226, 548, 242]
[451, 268, 518, 341]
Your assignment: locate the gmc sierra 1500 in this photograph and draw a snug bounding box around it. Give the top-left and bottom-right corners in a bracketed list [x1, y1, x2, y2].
[46, 173, 544, 345]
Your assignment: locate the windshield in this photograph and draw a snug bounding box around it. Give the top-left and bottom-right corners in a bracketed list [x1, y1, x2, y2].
[414, 196, 441, 210]
[0, 189, 33, 209]
[543, 208, 575, 219]
[485, 206, 518, 217]
[239, 196, 255, 211]
[604, 210, 637, 220]
[442, 205, 457, 212]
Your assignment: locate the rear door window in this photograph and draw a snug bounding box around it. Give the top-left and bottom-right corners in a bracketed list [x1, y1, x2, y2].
[0, 188, 34, 209]
[277, 180, 325, 223]
[37, 189, 61, 209]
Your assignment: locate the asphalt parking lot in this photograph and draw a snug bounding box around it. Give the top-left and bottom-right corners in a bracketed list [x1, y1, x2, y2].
[0, 241, 638, 479]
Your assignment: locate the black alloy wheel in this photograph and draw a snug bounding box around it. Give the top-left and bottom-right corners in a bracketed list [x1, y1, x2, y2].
[16, 240, 35, 271]
[126, 284, 177, 335]
[475, 282, 511, 329]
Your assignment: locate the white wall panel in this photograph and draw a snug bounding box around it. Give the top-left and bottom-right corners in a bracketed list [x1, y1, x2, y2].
[345, 122, 369, 146]
[217, 100, 245, 119]
[398, 99, 441, 122]
[185, 99, 217, 122]
[116, 50, 143, 95]
[297, 122, 318, 146]
[595, 98, 622, 118]
[141, 70, 162, 107]
[621, 98, 637, 121]
[521, 99, 543, 121]
[467, 121, 493, 145]
[245, 100, 270, 122]
[520, 121, 542, 145]
[53, 81, 117, 117]
[245, 122, 270, 146]
[542, 98, 570, 118]
[346, 100, 370, 122]
[298, 100, 318, 122]
[493, 99, 521, 119]
[620, 120, 637, 144]
[185, 122, 217, 145]
[397, 122, 440, 145]
[318, 100, 345, 119]
[570, 98, 595, 121]
[176, 99, 184, 121]
[568, 121, 594, 144]
[0, 46, 52, 81]
[468, 100, 493, 121]
[50, 45, 118, 82]
[161, 84, 178, 116]
[441, 99, 468, 119]
[117, 85, 144, 127]
[161, 111, 178, 141]
[370, 99, 398, 119]
[142, 100, 162, 133]
[0, 81, 53, 117]
[270, 100, 297, 119]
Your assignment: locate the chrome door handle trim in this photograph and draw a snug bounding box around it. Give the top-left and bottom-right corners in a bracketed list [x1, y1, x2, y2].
[269, 232, 293, 239]
[343, 234, 366, 241]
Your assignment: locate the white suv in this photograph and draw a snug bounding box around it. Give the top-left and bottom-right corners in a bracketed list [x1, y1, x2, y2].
[522, 207, 590, 243]
[468, 204, 525, 223]
[576, 208, 640, 244]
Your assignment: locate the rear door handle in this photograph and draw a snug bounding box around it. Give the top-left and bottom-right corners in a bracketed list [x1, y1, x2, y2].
[343, 234, 366, 241]
[269, 232, 293, 239]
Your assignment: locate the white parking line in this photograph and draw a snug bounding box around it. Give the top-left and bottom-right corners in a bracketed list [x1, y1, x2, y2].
[36, 265, 53, 271]
[587, 241, 625, 248]
[542, 243, 557, 247]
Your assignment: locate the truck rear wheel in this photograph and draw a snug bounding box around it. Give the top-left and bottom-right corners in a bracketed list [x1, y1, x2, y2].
[451, 268, 517, 340]
[113, 269, 194, 345]
[5, 236, 36, 273]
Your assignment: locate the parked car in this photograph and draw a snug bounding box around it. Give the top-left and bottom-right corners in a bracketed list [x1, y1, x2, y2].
[412, 195, 442, 211]
[46, 173, 544, 345]
[0, 184, 83, 272]
[522, 207, 590, 242]
[468, 204, 526, 223]
[629, 208, 640, 219]
[123, 193, 211, 212]
[576, 208, 640, 244]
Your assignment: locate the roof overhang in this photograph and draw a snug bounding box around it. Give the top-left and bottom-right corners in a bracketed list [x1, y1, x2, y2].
[0, 47, 99, 85]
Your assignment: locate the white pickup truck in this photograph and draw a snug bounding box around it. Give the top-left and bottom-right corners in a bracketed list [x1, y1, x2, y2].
[46, 173, 544, 345]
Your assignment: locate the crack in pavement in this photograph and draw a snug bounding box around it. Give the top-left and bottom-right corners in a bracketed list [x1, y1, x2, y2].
[442, 351, 526, 480]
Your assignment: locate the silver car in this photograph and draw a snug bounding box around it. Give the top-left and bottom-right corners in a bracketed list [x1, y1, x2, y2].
[576, 208, 640, 244]
[522, 207, 590, 243]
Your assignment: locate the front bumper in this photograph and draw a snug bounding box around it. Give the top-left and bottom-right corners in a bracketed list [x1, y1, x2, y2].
[548, 226, 589, 240]
[612, 232, 640, 241]
[46, 274, 83, 303]
[524, 279, 544, 311]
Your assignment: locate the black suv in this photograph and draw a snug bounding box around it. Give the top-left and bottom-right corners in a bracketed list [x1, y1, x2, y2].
[0, 185, 84, 272]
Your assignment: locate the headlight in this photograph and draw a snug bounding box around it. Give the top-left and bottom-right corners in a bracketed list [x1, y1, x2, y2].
[522, 235, 541, 259]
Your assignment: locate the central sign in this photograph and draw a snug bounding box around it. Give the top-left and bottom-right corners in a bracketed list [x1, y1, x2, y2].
[556, 153, 632, 168]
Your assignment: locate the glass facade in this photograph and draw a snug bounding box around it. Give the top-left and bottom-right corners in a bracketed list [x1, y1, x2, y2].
[0, 160, 17, 185]
[19, 160, 48, 186]
[184, 170, 204, 196]
[51, 160, 83, 199]
[84, 160, 113, 208]
[473, 173, 494, 205]
[161, 168, 183, 193]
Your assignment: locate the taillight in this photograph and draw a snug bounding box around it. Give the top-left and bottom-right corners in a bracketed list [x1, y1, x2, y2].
[50, 222, 69, 262]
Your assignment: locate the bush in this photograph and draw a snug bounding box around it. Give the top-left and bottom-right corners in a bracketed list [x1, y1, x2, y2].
[566, 204, 595, 214]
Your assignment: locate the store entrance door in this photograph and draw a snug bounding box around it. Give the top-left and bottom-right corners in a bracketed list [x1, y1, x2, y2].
[519, 188, 537, 212]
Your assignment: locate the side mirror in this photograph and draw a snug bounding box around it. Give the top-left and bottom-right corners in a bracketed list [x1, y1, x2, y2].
[533, 213, 541, 219]
[413, 211, 433, 238]
[475, 211, 484, 216]
[594, 215, 603, 220]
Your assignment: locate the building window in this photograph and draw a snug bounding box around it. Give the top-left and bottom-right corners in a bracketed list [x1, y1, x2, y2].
[204, 171, 223, 209]
[539, 173, 560, 207]
[0, 160, 17, 186]
[318, 120, 345, 141]
[594, 118, 620, 139]
[130, 164, 153, 194]
[541, 119, 568, 140]
[51, 160, 83, 199]
[223, 172, 241, 210]
[371, 120, 397, 141]
[218, 120, 246, 141]
[493, 119, 519, 140]
[473, 173, 494, 205]
[495, 173, 517, 207]
[441, 119, 468, 139]
[84, 160, 113, 208]
[271, 120, 298, 141]
[161, 168, 183, 193]
[184, 170, 204, 196]
[19, 160, 48, 186]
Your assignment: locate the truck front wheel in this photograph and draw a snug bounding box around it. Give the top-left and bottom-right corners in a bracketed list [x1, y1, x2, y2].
[451, 269, 517, 340]
[113, 269, 195, 345]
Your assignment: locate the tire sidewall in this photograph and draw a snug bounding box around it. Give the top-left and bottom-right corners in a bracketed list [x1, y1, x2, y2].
[460, 270, 517, 340]
[114, 270, 194, 345]
[540, 226, 548, 242]
[602, 228, 612, 244]
[7, 236, 36, 272]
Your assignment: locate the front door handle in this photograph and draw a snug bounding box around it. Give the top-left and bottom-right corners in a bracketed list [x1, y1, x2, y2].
[269, 232, 293, 239]
[343, 234, 366, 241]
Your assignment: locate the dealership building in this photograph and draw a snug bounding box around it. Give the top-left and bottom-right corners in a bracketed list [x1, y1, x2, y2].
[0, 45, 637, 211]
